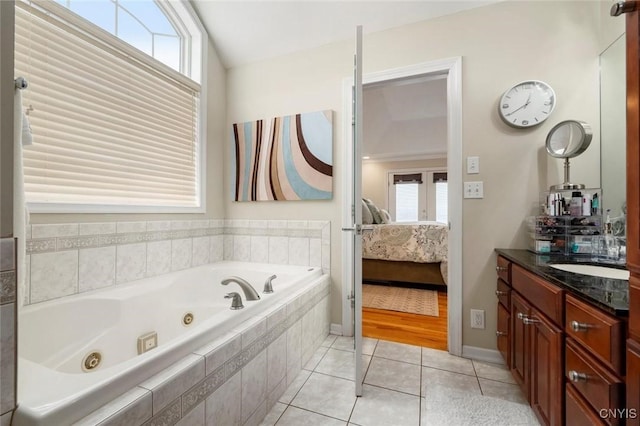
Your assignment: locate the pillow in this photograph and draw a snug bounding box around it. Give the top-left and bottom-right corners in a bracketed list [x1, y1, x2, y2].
[361, 199, 374, 224]
[363, 198, 383, 224]
[380, 209, 391, 224]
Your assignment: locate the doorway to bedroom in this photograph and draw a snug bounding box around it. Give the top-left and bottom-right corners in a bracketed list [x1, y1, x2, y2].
[360, 73, 450, 351]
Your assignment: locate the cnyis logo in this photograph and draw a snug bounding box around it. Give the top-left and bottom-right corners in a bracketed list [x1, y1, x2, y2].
[599, 408, 638, 419]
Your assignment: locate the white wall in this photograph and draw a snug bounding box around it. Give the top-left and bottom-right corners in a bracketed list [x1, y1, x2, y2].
[226, 0, 610, 349]
[362, 158, 447, 210]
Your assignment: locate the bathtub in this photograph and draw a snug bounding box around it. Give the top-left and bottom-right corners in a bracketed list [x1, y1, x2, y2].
[14, 261, 327, 425]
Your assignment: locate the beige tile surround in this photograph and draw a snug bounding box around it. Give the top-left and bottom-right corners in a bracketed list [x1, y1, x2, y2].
[24, 219, 330, 305]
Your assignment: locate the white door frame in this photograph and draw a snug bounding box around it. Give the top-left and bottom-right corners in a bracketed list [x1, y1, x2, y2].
[341, 57, 463, 356]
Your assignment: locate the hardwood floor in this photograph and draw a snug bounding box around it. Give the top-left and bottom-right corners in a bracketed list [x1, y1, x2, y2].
[362, 290, 448, 350]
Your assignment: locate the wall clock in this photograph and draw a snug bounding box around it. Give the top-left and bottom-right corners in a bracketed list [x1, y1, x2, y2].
[498, 80, 556, 128]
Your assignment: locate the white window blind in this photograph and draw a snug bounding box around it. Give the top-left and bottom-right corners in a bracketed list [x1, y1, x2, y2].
[395, 183, 419, 222]
[15, 1, 201, 210]
[435, 181, 448, 223]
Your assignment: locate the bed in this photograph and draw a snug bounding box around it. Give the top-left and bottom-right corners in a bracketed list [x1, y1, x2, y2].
[361, 221, 448, 288]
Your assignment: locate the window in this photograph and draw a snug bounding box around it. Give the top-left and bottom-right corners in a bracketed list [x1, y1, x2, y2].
[15, 0, 206, 212]
[54, 0, 183, 72]
[388, 169, 447, 223]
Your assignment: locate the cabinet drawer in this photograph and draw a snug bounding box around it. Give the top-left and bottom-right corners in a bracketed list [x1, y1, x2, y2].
[512, 264, 564, 325]
[565, 294, 625, 375]
[566, 338, 624, 421]
[496, 256, 511, 283]
[497, 302, 510, 368]
[496, 278, 511, 309]
[566, 383, 607, 426]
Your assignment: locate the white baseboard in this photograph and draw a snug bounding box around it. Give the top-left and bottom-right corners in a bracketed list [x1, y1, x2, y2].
[330, 323, 343, 335]
[461, 345, 505, 365]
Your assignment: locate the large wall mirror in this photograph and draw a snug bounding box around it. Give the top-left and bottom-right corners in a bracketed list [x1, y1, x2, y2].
[600, 34, 626, 236]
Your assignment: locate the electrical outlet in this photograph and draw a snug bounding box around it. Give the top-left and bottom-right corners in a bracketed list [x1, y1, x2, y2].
[463, 181, 484, 199]
[471, 309, 485, 329]
[467, 156, 480, 174]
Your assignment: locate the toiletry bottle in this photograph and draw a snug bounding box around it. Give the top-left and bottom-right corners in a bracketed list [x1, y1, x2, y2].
[582, 193, 592, 216]
[570, 191, 582, 216]
[548, 193, 556, 216]
[605, 209, 613, 234]
[592, 193, 599, 215]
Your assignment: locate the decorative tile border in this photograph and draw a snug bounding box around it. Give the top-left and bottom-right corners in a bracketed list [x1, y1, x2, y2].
[76, 275, 331, 426]
[27, 227, 224, 256]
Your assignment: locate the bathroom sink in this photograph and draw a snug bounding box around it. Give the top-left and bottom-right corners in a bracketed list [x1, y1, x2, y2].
[549, 264, 629, 280]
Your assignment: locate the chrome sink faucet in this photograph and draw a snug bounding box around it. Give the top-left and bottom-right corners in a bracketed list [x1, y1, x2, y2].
[221, 276, 261, 301]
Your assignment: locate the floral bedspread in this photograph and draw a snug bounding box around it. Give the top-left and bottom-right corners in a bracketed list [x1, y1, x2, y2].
[362, 222, 448, 282]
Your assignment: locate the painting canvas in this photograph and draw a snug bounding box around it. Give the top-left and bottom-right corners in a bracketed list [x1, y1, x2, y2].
[232, 110, 333, 201]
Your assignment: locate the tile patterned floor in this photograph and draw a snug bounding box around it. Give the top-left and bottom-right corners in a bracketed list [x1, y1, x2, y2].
[261, 335, 540, 426]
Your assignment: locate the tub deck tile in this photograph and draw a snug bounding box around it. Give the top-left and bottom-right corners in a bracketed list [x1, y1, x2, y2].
[74, 387, 152, 426]
[266, 305, 287, 330]
[139, 354, 205, 415]
[195, 331, 242, 376]
[0, 411, 12, 426]
[237, 316, 267, 349]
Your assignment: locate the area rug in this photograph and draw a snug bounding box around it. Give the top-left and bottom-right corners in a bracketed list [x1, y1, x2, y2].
[362, 284, 439, 317]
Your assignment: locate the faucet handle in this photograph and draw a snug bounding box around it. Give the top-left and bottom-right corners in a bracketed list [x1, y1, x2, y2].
[225, 292, 244, 310]
[264, 274, 277, 294]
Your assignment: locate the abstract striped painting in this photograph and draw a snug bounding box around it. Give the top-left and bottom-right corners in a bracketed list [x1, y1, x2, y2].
[232, 110, 333, 201]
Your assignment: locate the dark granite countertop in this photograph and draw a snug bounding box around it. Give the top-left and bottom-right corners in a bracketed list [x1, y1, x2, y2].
[495, 249, 628, 317]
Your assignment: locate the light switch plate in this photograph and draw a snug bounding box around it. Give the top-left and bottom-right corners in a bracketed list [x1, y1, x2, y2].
[467, 156, 480, 174]
[464, 181, 484, 198]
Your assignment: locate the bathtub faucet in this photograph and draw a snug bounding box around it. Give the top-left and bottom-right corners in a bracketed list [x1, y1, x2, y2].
[221, 276, 261, 301]
[224, 292, 244, 310]
[263, 275, 277, 294]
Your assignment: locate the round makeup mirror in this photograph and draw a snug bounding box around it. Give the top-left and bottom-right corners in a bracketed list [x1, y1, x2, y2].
[545, 120, 592, 190]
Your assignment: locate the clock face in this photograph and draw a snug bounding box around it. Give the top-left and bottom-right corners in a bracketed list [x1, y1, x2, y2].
[499, 80, 556, 128]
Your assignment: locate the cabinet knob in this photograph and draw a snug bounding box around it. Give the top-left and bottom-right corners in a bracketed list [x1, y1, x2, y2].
[570, 320, 591, 332]
[517, 312, 526, 320]
[523, 317, 540, 325]
[495, 290, 508, 296]
[496, 266, 508, 272]
[568, 370, 589, 382]
[496, 331, 507, 337]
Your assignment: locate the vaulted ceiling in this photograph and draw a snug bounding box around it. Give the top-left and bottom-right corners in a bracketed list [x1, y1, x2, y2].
[191, 1, 498, 69]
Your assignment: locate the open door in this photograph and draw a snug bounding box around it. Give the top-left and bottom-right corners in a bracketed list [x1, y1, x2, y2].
[341, 25, 364, 396]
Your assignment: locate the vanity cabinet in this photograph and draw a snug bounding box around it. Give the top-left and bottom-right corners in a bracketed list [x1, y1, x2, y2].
[495, 255, 627, 426]
[511, 264, 564, 426]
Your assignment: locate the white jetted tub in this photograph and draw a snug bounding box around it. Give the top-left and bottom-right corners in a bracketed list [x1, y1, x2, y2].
[15, 261, 325, 425]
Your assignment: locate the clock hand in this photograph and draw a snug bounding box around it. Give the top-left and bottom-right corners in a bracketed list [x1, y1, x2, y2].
[505, 93, 533, 116]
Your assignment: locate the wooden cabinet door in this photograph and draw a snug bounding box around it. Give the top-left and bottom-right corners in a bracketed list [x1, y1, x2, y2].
[627, 339, 640, 426]
[511, 292, 531, 399]
[530, 309, 564, 426]
[497, 302, 511, 368]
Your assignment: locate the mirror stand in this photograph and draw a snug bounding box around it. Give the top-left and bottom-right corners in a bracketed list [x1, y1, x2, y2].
[550, 157, 586, 190]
